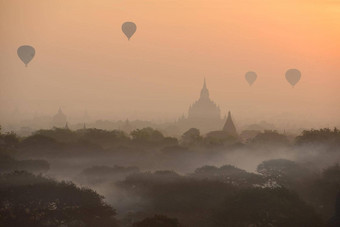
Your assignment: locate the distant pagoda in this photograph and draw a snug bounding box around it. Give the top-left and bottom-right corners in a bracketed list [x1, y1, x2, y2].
[223, 111, 237, 137]
[187, 78, 221, 121]
[52, 107, 67, 128]
[178, 78, 225, 133]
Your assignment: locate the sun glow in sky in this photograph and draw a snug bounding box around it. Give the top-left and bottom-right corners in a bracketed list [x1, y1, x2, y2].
[0, 0, 339, 127]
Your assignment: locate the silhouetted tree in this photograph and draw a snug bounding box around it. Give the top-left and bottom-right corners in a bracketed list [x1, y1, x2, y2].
[131, 127, 165, 145]
[180, 128, 202, 146]
[0, 130, 19, 152]
[258, 161, 340, 221]
[19, 134, 61, 155]
[79, 128, 130, 148]
[36, 127, 76, 143]
[132, 214, 181, 227]
[0, 171, 118, 227]
[118, 171, 237, 226]
[240, 129, 261, 142]
[119, 170, 323, 227]
[296, 128, 340, 147]
[251, 130, 289, 146]
[204, 131, 239, 147]
[327, 192, 340, 227]
[162, 137, 179, 146]
[306, 164, 340, 219]
[130, 127, 178, 147]
[257, 159, 314, 188]
[192, 164, 265, 186]
[211, 188, 323, 227]
[0, 154, 49, 173]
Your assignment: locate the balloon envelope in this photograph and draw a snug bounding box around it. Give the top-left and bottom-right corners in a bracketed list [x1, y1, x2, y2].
[245, 71, 257, 86]
[285, 69, 301, 87]
[122, 22, 137, 40]
[17, 45, 35, 66]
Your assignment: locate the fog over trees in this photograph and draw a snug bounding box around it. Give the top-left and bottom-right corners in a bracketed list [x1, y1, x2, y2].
[1, 125, 339, 226]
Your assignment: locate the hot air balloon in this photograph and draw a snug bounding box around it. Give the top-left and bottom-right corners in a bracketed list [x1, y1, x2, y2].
[122, 22, 137, 40]
[245, 71, 257, 86]
[17, 45, 35, 67]
[285, 69, 301, 87]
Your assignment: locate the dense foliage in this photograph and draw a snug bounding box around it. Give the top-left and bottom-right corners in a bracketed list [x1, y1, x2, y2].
[0, 171, 118, 227]
[0, 126, 339, 226]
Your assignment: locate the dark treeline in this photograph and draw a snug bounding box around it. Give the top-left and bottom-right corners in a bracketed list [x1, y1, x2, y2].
[0, 126, 339, 226]
[0, 171, 119, 227]
[3, 126, 340, 155]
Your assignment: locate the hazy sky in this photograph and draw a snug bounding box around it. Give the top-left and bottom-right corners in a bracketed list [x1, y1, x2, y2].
[0, 0, 339, 127]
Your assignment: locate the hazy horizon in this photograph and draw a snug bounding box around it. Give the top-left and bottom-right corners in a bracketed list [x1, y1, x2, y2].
[1, 0, 339, 129]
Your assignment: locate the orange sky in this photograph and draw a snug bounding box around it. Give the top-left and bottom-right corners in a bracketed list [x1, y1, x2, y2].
[0, 0, 339, 128]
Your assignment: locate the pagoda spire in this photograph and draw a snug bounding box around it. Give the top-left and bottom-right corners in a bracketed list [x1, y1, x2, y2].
[222, 111, 237, 136]
[200, 77, 209, 100]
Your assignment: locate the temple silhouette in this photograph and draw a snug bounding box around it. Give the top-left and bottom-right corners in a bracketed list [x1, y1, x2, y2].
[52, 108, 67, 128]
[187, 78, 221, 121]
[177, 79, 237, 135]
[223, 111, 237, 137]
